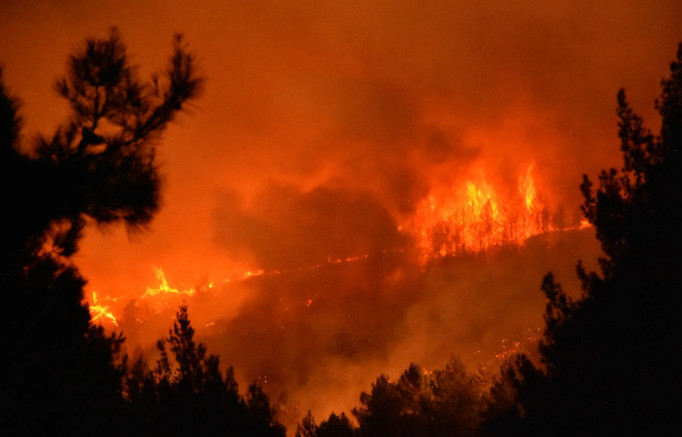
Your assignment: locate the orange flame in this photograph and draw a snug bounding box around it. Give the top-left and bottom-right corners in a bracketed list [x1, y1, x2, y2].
[519, 165, 537, 212]
[142, 267, 197, 298]
[85, 172, 587, 329]
[88, 291, 119, 326]
[407, 165, 549, 261]
[86, 254, 374, 327]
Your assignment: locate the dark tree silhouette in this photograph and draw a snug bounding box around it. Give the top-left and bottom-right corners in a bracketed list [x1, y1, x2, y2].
[1, 28, 202, 436]
[296, 410, 356, 437]
[296, 411, 320, 437]
[2, 29, 287, 437]
[483, 43, 682, 437]
[124, 306, 286, 437]
[316, 412, 355, 437]
[297, 357, 482, 437]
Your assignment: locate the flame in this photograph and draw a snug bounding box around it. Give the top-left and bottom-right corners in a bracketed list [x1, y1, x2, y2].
[88, 291, 119, 326]
[85, 254, 374, 328]
[407, 165, 549, 261]
[142, 267, 197, 298]
[83, 164, 592, 332]
[518, 165, 537, 212]
[135, 267, 201, 315]
[243, 269, 265, 279]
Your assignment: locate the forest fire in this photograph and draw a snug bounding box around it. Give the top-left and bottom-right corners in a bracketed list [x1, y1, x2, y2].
[85, 253, 378, 327]
[87, 268, 204, 327]
[85, 162, 586, 336]
[407, 165, 550, 261]
[2, 1, 680, 435]
[77, 144, 601, 434]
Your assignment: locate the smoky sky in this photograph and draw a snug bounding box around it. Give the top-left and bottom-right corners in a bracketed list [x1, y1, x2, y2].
[1, 0, 681, 430]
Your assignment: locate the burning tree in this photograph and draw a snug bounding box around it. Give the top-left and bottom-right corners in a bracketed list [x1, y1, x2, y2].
[483, 43, 682, 436]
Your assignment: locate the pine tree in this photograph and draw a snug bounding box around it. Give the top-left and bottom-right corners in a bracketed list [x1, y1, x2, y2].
[349, 358, 482, 437]
[125, 306, 287, 437]
[483, 43, 682, 437]
[1, 28, 202, 435]
[296, 411, 319, 437]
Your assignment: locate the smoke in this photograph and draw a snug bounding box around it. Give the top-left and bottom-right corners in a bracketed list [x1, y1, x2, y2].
[212, 184, 409, 270]
[183, 229, 600, 427]
[1, 0, 680, 431]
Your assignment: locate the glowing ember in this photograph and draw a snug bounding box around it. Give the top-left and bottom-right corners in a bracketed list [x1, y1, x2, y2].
[493, 327, 542, 361]
[406, 165, 550, 261]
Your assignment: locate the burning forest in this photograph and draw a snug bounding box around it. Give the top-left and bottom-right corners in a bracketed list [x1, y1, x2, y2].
[2, 1, 682, 436]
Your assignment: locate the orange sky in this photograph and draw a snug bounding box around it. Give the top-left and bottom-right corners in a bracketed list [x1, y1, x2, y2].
[2, 0, 681, 429]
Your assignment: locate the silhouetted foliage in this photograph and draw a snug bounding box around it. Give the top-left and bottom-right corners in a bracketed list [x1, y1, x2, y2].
[299, 357, 483, 437]
[124, 306, 286, 437]
[317, 40, 682, 437]
[1, 29, 201, 436]
[296, 411, 319, 437]
[317, 412, 355, 437]
[1, 28, 288, 437]
[483, 43, 682, 436]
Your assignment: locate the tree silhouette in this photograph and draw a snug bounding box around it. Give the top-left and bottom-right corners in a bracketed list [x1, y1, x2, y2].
[124, 306, 286, 437]
[296, 411, 319, 437]
[297, 357, 482, 437]
[1, 28, 202, 435]
[483, 43, 682, 436]
[296, 411, 356, 437]
[316, 412, 355, 437]
[2, 29, 287, 436]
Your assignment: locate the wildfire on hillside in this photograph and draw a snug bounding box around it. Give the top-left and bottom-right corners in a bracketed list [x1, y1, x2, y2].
[86, 164, 587, 332]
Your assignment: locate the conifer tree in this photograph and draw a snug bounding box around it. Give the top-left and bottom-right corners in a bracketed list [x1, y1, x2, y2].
[1, 28, 202, 435]
[483, 43, 682, 437]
